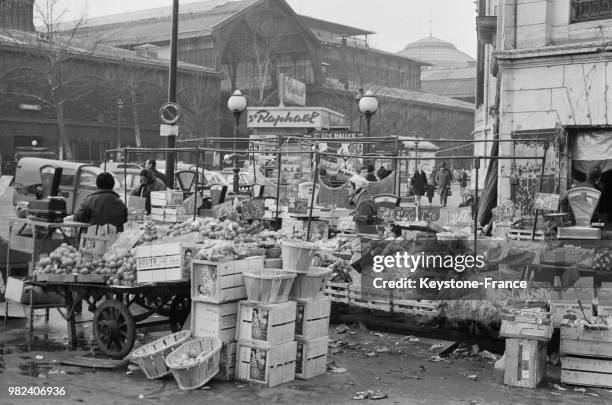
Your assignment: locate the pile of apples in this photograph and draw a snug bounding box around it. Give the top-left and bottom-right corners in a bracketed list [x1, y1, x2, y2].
[140, 223, 165, 243]
[34, 243, 79, 275]
[106, 250, 137, 287]
[167, 349, 207, 368]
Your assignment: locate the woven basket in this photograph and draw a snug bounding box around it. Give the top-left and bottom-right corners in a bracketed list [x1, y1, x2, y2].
[132, 330, 191, 379]
[287, 267, 332, 300]
[281, 240, 317, 271]
[165, 337, 222, 390]
[243, 269, 296, 304]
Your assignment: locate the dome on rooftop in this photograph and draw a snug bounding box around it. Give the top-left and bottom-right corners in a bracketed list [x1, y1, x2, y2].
[398, 36, 475, 69]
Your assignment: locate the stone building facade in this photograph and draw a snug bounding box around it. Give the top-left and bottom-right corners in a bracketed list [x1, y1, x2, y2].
[71, 0, 474, 169]
[476, 0, 612, 215]
[0, 0, 221, 167]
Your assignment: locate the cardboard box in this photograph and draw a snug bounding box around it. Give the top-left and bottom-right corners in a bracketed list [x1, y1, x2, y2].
[237, 301, 296, 346]
[503, 338, 547, 388]
[295, 297, 331, 340]
[597, 283, 612, 306]
[236, 341, 296, 387]
[214, 341, 237, 382]
[191, 301, 237, 342]
[560, 277, 595, 301]
[191, 257, 264, 303]
[295, 336, 328, 380]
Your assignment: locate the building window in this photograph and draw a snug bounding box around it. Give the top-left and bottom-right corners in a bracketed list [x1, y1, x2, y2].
[571, 0, 612, 23]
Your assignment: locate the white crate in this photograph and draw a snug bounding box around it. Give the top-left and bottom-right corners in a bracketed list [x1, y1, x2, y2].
[191, 256, 264, 303]
[136, 242, 198, 283]
[236, 341, 296, 387]
[236, 301, 296, 346]
[296, 336, 328, 380]
[295, 297, 331, 340]
[191, 301, 237, 342]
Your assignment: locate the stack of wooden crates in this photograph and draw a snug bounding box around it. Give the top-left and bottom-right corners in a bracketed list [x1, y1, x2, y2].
[150, 190, 187, 223]
[560, 325, 612, 388]
[291, 280, 331, 380]
[190, 256, 264, 382]
[499, 306, 553, 388]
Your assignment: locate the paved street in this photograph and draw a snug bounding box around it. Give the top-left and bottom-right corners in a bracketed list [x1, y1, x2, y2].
[0, 309, 608, 405]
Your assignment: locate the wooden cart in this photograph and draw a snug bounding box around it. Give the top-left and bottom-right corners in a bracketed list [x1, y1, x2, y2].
[25, 279, 191, 359]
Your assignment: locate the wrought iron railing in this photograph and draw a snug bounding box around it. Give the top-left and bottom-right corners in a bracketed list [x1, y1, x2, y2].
[571, 0, 612, 23]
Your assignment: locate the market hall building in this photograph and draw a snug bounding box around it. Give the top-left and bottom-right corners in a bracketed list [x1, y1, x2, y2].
[70, 0, 475, 169]
[0, 0, 221, 169]
[474, 0, 612, 227]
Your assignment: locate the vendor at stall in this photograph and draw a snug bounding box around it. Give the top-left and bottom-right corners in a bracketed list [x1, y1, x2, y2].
[70, 172, 128, 231]
[132, 169, 167, 215]
[559, 166, 608, 224]
[348, 178, 382, 233]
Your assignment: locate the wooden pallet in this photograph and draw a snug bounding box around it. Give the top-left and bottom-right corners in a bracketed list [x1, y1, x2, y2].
[507, 228, 554, 241]
[349, 286, 392, 312]
[324, 281, 350, 304]
[392, 299, 441, 316]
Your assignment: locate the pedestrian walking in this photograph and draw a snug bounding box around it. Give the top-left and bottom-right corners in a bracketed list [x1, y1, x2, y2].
[459, 169, 468, 196]
[435, 162, 452, 208]
[410, 168, 427, 205]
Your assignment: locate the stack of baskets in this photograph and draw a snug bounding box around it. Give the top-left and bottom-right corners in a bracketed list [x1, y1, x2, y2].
[234, 243, 305, 387]
[131, 330, 221, 390]
[281, 240, 332, 380]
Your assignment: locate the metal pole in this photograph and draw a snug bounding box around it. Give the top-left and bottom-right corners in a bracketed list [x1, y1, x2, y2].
[123, 148, 127, 205]
[165, 0, 179, 190]
[307, 149, 320, 242]
[473, 156, 480, 255]
[193, 147, 199, 220]
[233, 113, 241, 194]
[365, 113, 371, 158]
[275, 135, 282, 220]
[531, 142, 550, 241]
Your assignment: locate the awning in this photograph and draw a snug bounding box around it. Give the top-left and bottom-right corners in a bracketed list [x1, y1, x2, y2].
[572, 130, 612, 173]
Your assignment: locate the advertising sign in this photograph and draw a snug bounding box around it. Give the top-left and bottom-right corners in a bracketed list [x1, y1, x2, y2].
[246, 107, 345, 129]
[279, 73, 306, 106]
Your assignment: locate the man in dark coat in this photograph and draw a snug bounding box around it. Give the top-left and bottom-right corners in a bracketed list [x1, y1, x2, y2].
[132, 169, 167, 214]
[410, 168, 427, 205]
[74, 172, 128, 232]
[146, 159, 168, 186]
[365, 164, 377, 182]
[435, 162, 452, 208]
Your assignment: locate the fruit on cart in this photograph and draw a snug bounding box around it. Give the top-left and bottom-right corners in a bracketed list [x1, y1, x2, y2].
[33, 244, 79, 275]
[593, 251, 612, 271]
[107, 250, 137, 286]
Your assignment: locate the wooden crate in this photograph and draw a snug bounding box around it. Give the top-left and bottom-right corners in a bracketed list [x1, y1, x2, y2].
[136, 242, 198, 283]
[236, 301, 296, 346]
[598, 305, 612, 317]
[550, 301, 594, 326]
[191, 257, 264, 304]
[191, 301, 237, 342]
[151, 190, 184, 207]
[507, 227, 554, 241]
[561, 355, 612, 388]
[236, 341, 296, 387]
[349, 285, 391, 312]
[560, 326, 612, 358]
[324, 281, 350, 304]
[500, 320, 553, 342]
[295, 336, 328, 380]
[79, 225, 117, 264]
[295, 297, 331, 340]
[503, 338, 547, 388]
[151, 206, 189, 223]
[392, 299, 441, 317]
[213, 341, 237, 382]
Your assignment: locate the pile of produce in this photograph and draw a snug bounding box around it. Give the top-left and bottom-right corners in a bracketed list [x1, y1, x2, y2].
[140, 223, 166, 243]
[107, 250, 137, 287]
[166, 349, 207, 368]
[33, 244, 79, 275]
[592, 251, 612, 271]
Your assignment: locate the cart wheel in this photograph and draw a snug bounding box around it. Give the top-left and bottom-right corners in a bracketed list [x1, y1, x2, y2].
[93, 299, 136, 359]
[169, 295, 191, 333]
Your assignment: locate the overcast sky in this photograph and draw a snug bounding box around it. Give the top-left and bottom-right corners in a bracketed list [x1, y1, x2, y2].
[46, 0, 477, 57]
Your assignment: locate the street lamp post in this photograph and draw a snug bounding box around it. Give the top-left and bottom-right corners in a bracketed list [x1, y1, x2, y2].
[227, 90, 247, 194]
[358, 90, 378, 157]
[116, 98, 124, 149]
